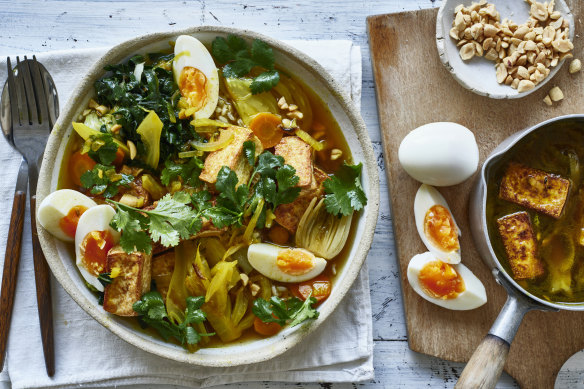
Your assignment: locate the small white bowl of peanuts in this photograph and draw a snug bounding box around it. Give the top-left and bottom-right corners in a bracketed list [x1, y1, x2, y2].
[436, 0, 574, 99]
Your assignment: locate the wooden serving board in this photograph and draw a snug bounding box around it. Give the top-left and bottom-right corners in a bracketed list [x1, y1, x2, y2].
[368, 3, 584, 388]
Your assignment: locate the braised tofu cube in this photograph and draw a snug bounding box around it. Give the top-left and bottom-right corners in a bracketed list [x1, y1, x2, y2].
[275, 167, 328, 233]
[151, 251, 175, 301]
[199, 126, 263, 187]
[103, 246, 152, 316]
[274, 136, 313, 187]
[497, 212, 545, 280]
[499, 162, 570, 218]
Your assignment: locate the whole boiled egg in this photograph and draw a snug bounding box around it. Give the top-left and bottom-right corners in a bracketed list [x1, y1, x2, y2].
[248, 243, 327, 283]
[37, 189, 97, 242]
[75, 204, 120, 292]
[407, 252, 487, 310]
[173, 35, 219, 119]
[414, 184, 461, 264]
[398, 122, 479, 186]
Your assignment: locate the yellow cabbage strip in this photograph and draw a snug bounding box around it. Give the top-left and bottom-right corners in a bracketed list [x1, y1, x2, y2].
[142, 174, 167, 200]
[191, 129, 234, 152]
[243, 199, 264, 244]
[224, 77, 279, 125]
[231, 287, 249, 325]
[222, 243, 246, 262]
[191, 118, 231, 131]
[166, 240, 197, 323]
[204, 261, 242, 342]
[236, 312, 255, 332]
[201, 238, 226, 267]
[295, 129, 324, 151]
[136, 111, 164, 169]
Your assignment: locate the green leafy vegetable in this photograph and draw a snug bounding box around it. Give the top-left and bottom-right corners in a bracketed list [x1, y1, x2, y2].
[86, 133, 119, 165]
[252, 294, 319, 327]
[133, 291, 209, 346]
[243, 140, 256, 166]
[248, 151, 300, 209]
[97, 272, 114, 287]
[80, 164, 134, 198]
[160, 157, 204, 187]
[211, 34, 280, 94]
[324, 162, 367, 217]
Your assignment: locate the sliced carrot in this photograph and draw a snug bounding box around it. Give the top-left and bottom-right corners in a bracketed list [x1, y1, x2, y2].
[290, 274, 332, 305]
[113, 147, 125, 167]
[249, 112, 283, 148]
[70, 151, 96, 187]
[268, 225, 289, 245]
[253, 317, 282, 337]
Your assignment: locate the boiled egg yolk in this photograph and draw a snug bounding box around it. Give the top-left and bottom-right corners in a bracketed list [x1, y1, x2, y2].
[418, 260, 465, 299]
[58, 205, 88, 239]
[79, 230, 115, 276]
[277, 249, 315, 276]
[179, 66, 208, 111]
[424, 205, 459, 252]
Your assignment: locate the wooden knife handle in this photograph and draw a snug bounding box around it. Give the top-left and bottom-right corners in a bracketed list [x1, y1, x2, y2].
[30, 195, 54, 377]
[455, 334, 510, 389]
[0, 191, 26, 370]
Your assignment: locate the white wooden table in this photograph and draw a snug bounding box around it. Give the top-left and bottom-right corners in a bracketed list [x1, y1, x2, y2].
[1, 1, 583, 387]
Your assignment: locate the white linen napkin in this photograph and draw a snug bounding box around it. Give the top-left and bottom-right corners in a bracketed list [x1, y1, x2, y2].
[0, 40, 372, 389]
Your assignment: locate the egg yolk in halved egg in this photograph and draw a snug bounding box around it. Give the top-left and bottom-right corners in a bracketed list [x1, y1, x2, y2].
[179, 66, 209, 112]
[277, 249, 315, 275]
[58, 205, 88, 239]
[79, 230, 115, 276]
[424, 205, 459, 253]
[418, 260, 465, 299]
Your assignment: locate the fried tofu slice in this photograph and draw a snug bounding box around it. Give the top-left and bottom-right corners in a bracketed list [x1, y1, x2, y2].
[497, 212, 545, 280]
[199, 126, 263, 186]
[151, 251, 175, 301]
[103, 246, 152, 316]
[499, 162, 570, 219]
[275, 167, 328, 233]
[274, 136, 313, 187]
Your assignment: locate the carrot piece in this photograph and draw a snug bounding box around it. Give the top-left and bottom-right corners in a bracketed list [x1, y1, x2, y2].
[113, 147, 125, 167]
[69, 151, 96, 187]
[253, 317, 282, 336]
[290, 274, 332, 305]
[249, 112, 283, 148]
[268, 225, 289, 245]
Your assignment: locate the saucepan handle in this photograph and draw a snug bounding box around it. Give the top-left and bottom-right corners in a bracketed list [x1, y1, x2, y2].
[455, 292, 535, 389]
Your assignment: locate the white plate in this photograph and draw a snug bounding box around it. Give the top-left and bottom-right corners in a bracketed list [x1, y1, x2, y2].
[436, 0, 574, 99]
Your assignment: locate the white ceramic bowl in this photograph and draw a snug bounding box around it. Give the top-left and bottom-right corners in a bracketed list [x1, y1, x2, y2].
[36, 27, 379, 366]
[436, 0, 573, 99]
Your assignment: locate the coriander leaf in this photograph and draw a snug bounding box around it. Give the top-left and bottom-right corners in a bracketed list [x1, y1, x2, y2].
[250, 39, 275, 70]
[87, 133, 119, 165]
[243, 140, 256, 166]
[109, 203, 153, 254]
[252, 294, 319, 328]
[252, 297, 286, 326]
[191, 190, 212, 212]
[202, 207, 242, 229]
[80, 164, 134, 198]
[133, 291, 208, 346]
[160, 157, 203, 187]
[212, 35, 248, 64]
[250, 70, 280, 95]
[147, 193, 199, 247]
[289, 296, 320, 327]
[223, 59, 255, 78]
[324, 162, 367, 217]
[215, 167, 248, 214]
[272, 164, 300, 208]
[251, 152, 284, 182]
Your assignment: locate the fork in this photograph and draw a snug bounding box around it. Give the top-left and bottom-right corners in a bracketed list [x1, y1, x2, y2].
[5, 56, 55, 376]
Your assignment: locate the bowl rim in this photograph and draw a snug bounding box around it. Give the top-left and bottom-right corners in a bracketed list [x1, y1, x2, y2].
[436, 0, 574, 99]
[478, 114, 584, 310]
[36, 26, 380, 366]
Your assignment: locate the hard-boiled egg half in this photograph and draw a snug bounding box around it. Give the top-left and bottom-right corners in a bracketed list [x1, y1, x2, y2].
[248, 243, 327, 283]
[414, 184, 461, 264]
[75, 205, 120, 292]
[398, 122, 479, 186]
[173, 35, 219, 119]
[407, 252, 487, 310]
[37, 189, 98, 242]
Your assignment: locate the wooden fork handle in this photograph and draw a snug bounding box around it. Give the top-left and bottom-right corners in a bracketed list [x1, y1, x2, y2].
[30, 195, 54, 377]
[0, 191, 26, 370]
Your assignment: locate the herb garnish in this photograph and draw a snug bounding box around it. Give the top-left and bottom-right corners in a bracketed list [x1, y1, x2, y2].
[160, 157, 204, 187]
[133, 291, 210, 346]
[80, 164, 134, 198]
[211, 35, 280, 94]
[85, 133, 119, 165]
[323, 162, 367, 217]
[252, 293, 319, 327]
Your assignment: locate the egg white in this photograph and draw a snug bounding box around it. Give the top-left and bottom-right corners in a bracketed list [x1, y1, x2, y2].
[173, 35, 219, 119]
[74, 204, 120, 292]
[37, 189, 98, 242]
[414, 184, 461, 264]
[398, 122, 479, 186]
[247, 243, 327, 283]
[407, 252, 487, 310]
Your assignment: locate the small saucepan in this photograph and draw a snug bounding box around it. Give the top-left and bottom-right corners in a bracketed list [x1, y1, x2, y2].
[458, 114, 584, 388]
